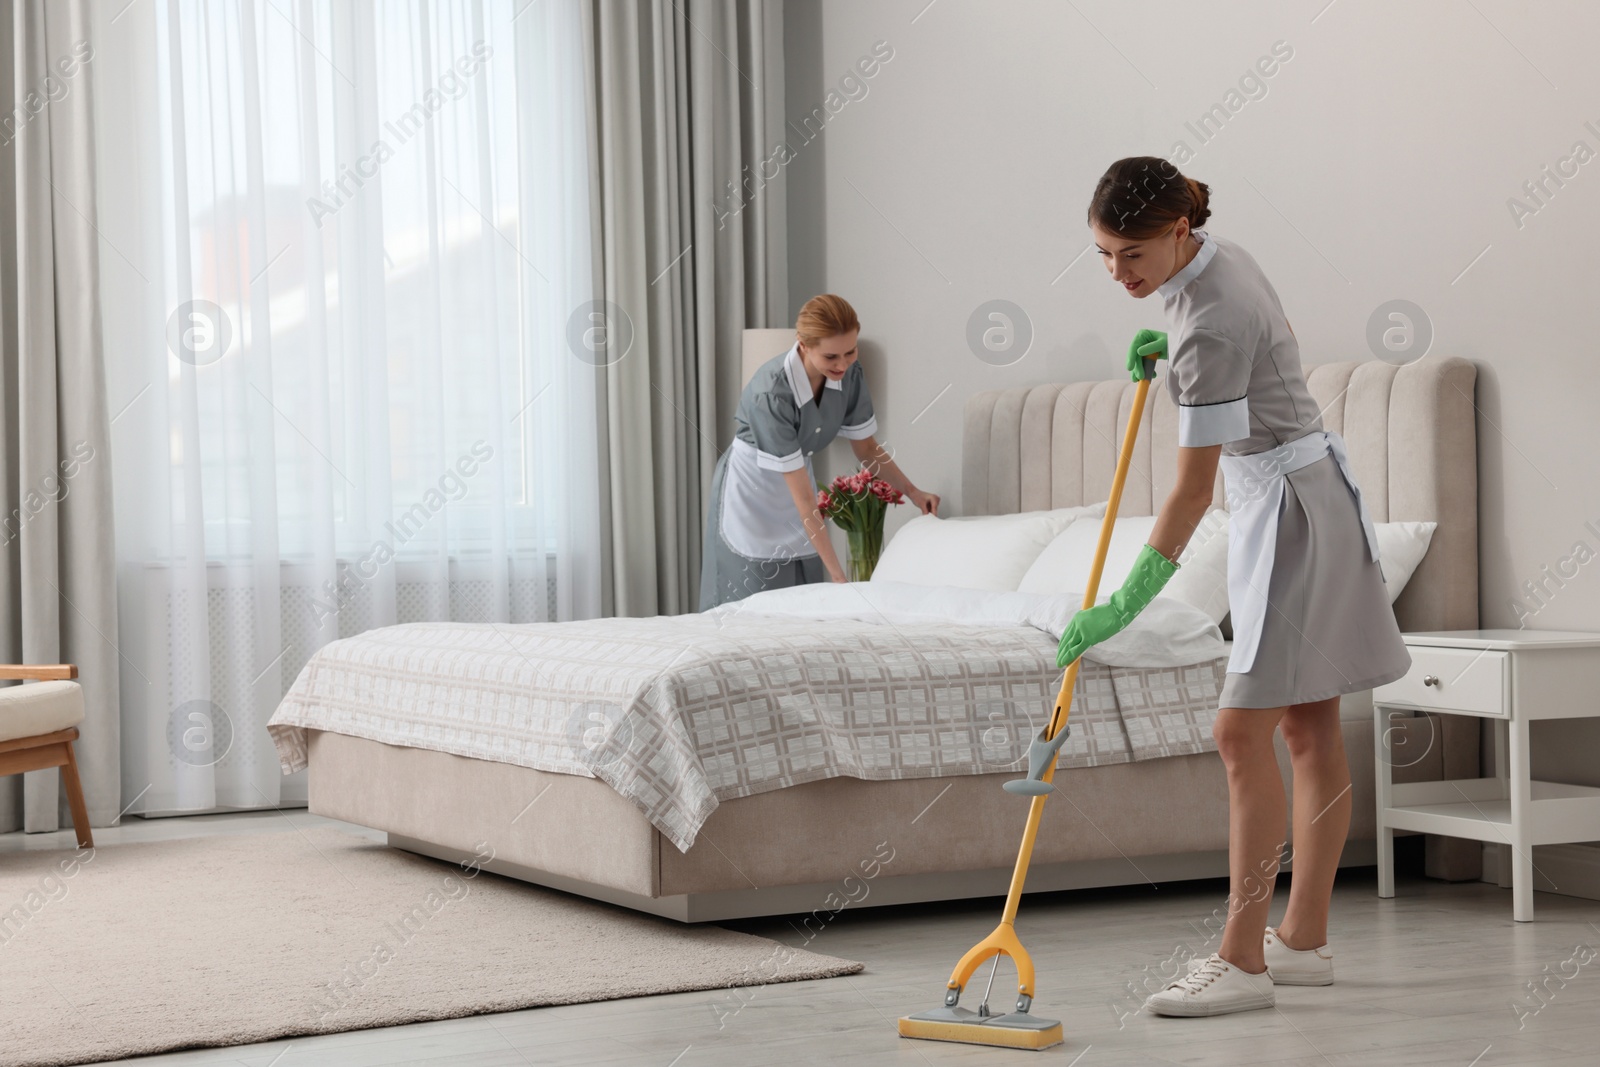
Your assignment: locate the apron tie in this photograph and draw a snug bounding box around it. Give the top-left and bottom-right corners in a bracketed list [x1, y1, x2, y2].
[1322, 430, 1381, 564]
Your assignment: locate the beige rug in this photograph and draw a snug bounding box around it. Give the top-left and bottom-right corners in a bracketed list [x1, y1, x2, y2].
[0, 827, 862, 1066]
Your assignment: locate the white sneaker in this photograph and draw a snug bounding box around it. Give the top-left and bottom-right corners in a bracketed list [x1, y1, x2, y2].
[1146, 953, 1275, 1017]
[1184, 927, 1335, 986]
[1264, 926, 1333, 986]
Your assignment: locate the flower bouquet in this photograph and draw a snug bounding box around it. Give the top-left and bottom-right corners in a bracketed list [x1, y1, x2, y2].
[816, 469, 905, 581]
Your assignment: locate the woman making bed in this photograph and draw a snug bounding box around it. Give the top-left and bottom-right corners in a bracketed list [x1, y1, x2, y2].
[699, 294, 939, 610]
[1058, 157, 1411, 1017]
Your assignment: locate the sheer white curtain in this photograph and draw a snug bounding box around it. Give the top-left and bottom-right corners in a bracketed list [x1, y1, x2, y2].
[94, 0, 600, 815]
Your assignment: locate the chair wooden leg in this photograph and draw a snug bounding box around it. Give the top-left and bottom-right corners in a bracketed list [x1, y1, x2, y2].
[59, 740, 94, 849]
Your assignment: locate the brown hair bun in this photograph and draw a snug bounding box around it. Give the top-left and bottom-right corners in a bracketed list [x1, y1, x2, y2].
[1185, 176, 1212, 228]
[1087, 157, 1213, 238]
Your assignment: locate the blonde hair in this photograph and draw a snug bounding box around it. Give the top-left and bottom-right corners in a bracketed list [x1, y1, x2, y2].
[795, 294, 860, 346]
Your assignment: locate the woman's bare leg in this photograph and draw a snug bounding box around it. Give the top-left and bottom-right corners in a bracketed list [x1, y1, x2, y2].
[1275, 695, 1349, 949]
[1213, 705, 1289, 973]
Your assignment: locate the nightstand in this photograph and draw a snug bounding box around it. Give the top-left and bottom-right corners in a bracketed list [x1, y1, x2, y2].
[1373, 629, 1600, 921]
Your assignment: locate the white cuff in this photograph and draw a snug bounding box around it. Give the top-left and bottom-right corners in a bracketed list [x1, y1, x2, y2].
[836, 416, 877, 441]
[755, 447, 807, 473]
[1178, 396, 1249, 447]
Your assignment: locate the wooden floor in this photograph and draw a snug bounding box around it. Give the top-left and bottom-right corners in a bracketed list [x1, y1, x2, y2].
[4, 810, 1598, 1066]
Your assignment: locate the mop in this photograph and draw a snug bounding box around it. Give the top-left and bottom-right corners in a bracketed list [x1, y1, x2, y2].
[898, 358, 1157, 1051]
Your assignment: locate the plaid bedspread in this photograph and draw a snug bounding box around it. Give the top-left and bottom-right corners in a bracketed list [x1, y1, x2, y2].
[268, 616, 1226, 852]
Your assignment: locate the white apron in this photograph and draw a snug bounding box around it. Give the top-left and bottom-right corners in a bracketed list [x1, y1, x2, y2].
[1219, 430, 1381, 674]
[718, 438, 817, 561]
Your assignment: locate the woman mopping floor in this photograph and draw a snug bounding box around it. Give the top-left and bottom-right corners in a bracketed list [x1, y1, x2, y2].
[1063, 157, 1412, 1016]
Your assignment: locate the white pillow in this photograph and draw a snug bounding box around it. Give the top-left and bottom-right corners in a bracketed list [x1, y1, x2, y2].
[871, 502, 1108, 592]
[1375, 521, 1437, 604]
[1016, 514, 1160, 596]
[1161, 509, 1232, 623]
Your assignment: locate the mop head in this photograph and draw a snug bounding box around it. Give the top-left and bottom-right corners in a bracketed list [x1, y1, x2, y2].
[897, 1006, 1064, 1050]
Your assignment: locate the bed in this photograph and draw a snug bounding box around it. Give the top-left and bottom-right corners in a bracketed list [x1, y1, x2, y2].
[269, 357, 1481, 921]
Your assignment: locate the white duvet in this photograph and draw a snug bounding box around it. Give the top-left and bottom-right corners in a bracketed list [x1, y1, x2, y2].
[709, 582, 1225, 668]
[271, 581, 1228, 851]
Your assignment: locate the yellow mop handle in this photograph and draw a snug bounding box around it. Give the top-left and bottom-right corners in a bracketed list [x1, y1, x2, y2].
[944, 373, 1154, 1001]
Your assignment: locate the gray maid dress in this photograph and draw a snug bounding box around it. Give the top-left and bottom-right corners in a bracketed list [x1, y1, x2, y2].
[1160, 229, 1412, 709]
[698, 343, 877, 611]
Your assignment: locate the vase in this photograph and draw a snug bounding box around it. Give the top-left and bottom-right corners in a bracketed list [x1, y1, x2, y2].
[846, 526, 883, 582]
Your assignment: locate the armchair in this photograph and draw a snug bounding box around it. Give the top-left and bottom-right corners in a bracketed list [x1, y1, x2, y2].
[0, 665, 93, 848]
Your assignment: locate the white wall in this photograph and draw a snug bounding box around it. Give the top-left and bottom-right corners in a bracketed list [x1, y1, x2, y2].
[785, 2, 1600, 789]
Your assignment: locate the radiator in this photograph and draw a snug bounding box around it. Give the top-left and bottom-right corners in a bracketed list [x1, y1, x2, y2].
[122, 556, 558, 816]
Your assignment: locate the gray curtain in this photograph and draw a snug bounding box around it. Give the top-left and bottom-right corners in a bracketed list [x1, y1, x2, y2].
[0, 0, 119, 831]
[584, 0, 788, 617]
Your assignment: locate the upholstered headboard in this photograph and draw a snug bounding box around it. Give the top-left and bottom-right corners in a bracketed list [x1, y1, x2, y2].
[962, 358, 1479, 633]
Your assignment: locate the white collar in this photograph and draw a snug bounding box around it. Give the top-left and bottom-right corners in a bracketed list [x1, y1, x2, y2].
[1157, 229, 1217, 301]
[785, 344, 841, 407]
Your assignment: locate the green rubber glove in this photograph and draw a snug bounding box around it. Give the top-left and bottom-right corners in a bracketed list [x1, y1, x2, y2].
[1056, 543, 1179, 668]
[1125, 329, 1168, 381]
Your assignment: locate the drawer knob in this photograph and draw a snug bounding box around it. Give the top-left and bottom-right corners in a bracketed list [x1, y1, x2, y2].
[1422, 674, 1439, 687]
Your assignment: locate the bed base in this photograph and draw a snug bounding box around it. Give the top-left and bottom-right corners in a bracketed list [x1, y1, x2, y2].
[307, 708, 1473, 924]
[390, 832, 1378, 924]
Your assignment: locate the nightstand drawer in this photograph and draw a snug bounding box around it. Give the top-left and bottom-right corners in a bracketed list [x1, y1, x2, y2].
[1374, 646, 1508, 717]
